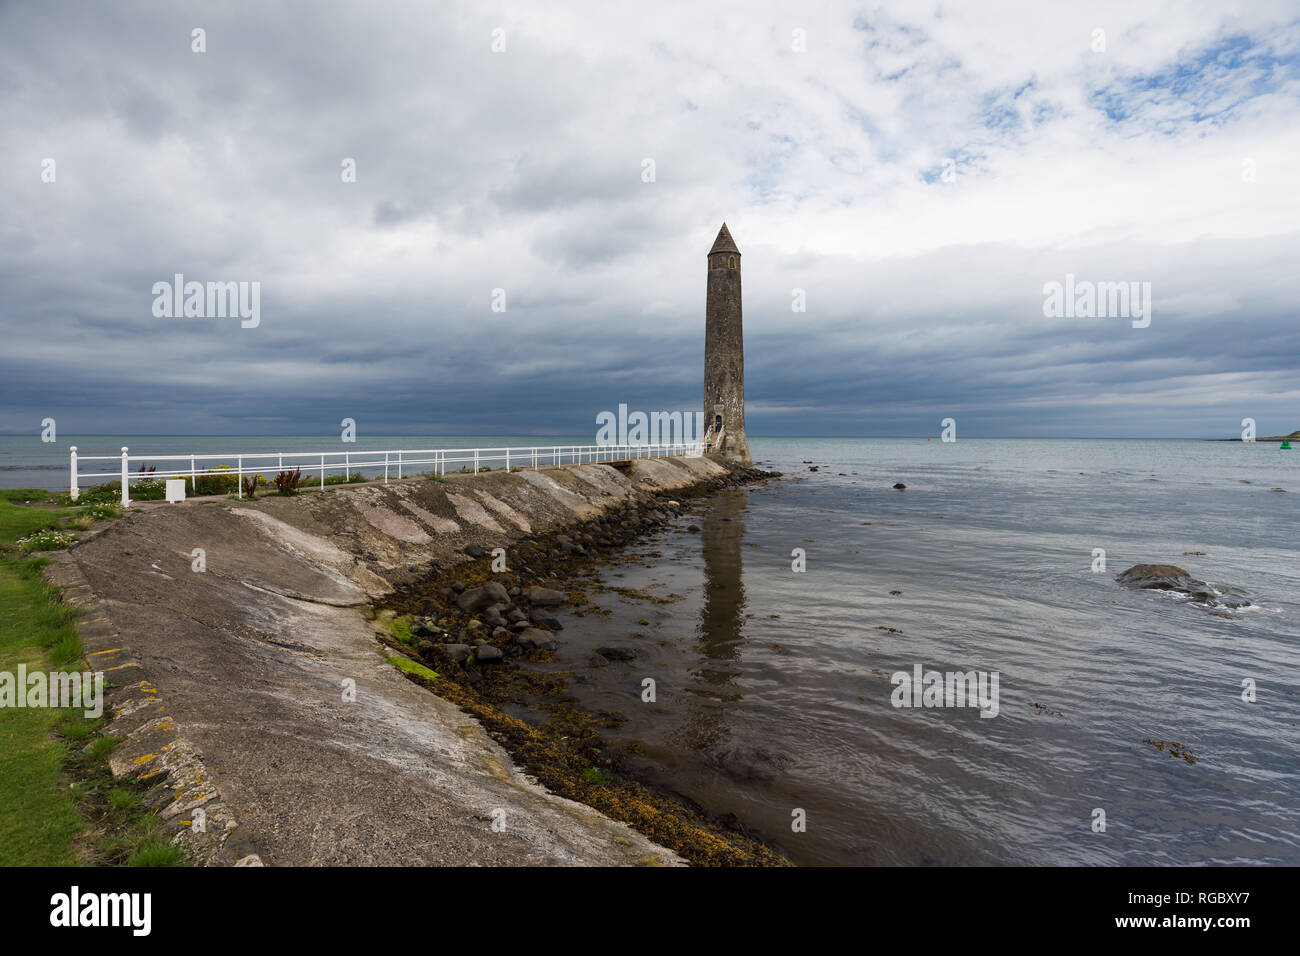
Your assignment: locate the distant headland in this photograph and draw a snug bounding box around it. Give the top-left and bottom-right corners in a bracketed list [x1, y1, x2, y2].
[1211, 429, 1300, 442]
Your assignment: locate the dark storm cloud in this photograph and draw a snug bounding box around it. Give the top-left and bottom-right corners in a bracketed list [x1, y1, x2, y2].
[1, 0, 1298, 441]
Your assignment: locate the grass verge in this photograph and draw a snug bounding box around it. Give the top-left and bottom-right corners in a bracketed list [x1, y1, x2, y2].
[0, 488, 184, 866]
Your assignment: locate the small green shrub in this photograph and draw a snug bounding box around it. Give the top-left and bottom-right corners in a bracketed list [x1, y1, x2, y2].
[16, 529, 77, 552]
[189, 466, 238, 496]
[128, 841, 185, 867]
[82, 503, 122, 521]
[129, 479, 166, 501]
[273, 466, 303, 495]
[108, 788, 141, 810]
[89, 736, 121, 761]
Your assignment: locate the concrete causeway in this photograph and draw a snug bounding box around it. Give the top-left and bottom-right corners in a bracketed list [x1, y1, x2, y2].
[45, 455, 736, 865]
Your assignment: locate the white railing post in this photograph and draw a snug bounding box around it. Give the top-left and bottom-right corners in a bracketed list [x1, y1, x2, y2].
[345, 452, 349, 482]
[384, 452, 389, 483]
[474, 449, 479, 472]
[506, 448, 510, 471]
[398, 450, 403, 480]
[320, 454, 325, 490]
[69, 447, 79, 502]
[237, 455, 243, 498]
[190, 455, 196, 491]
[120, 447, 130, 508]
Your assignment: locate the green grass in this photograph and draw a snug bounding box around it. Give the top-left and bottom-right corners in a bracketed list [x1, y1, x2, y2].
[0, 490, 180, 866]
[0, 495, 87, 863]
[128, 841, 185, 867]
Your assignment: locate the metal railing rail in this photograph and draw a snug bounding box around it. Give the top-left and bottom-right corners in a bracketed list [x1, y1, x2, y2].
[69, 441, 703, 506]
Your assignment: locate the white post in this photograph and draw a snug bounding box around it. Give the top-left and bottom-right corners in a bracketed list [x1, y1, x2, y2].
[474, 449, 479, 472]
[190, 455, 196, 492]
[345, 452, 350, 482]
[384, 452, 389, 483]
[69, 447, 79, 502]
[320, 455, 325, 490]
[237, 456, 243, 498]
[120, 447, 130, 508]
[506, 448, 510, 472]
[398, 450, 403, 480]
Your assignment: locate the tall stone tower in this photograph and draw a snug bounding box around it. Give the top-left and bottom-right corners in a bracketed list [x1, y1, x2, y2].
[704, 222, 751, 464]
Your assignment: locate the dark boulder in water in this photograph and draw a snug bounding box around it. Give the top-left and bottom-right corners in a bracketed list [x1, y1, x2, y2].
[893, 482, 907, 490]
[1116, 564, 1252, 609]
[704, 745, 792, 782]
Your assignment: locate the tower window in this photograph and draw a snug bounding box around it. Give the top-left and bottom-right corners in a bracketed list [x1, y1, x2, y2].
[728, 256, 735, 269]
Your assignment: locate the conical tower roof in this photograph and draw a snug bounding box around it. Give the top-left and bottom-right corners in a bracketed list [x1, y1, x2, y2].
[709, 222, 740, 256]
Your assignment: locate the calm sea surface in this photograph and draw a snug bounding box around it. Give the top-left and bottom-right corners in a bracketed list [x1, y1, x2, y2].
[529, 438, 1300, 865]
[6, 436, 1298, 864]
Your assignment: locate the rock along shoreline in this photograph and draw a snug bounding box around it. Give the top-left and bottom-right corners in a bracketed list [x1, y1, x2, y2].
[380, 460, 788, 866]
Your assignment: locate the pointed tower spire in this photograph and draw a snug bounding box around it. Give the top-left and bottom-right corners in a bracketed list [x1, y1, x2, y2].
[709, 222, 740, 256]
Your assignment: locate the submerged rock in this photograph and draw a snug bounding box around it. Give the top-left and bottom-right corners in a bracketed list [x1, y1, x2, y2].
[704, 745, 792, 782]
[530, 608, 563, 630]
[1115, 564, 1252, 609]
[594, 646, 638, 661]
[893, 483, 906, 490]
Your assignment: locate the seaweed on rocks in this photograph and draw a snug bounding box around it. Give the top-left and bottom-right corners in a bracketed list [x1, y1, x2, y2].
[378, 463, 789, 866]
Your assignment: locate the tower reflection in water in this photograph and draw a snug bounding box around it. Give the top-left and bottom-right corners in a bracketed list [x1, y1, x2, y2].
[678, 487, 749, 755]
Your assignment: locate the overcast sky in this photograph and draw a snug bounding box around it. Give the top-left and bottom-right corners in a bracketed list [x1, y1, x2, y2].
[2, 0, 1297, 438]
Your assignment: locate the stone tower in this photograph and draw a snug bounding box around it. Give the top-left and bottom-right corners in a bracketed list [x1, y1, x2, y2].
[704, 222, 751, 464]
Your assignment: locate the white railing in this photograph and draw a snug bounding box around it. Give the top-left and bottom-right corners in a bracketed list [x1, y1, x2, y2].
[69, 442, 703, 507]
